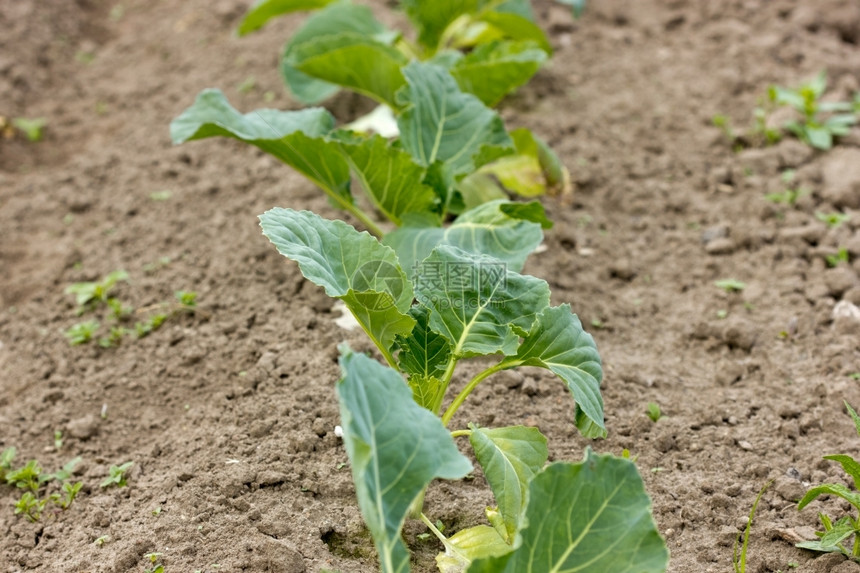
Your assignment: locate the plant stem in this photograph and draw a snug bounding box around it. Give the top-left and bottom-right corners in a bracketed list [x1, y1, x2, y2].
[342, 202, 385, 238]
[441, 362, 507, 427]
[419, 512, 448, 545]
[853, 517, 860, 557]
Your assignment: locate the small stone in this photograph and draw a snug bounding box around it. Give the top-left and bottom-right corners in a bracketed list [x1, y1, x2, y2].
[738, 147, 781, 176]
[495, 370, 524, 389]
[67, 415, 99, 440]
[717, 525, 738, 547]
[833, 300, 860, 336]
[721, 319, 757, 352]
[737, 440, 753, 451]
[609, 259, 636, 281]
[701, 225, 729, 244]
[778, 225, 827, 244]
[256, 351, 278, 372]
[773, 476, 805, 502]
[821, 148, 860, 209]
[831, 561, 860, 573]
[257, 470, 287, 487]
[824, 267, 858, 297]
[521, 377, 539, 396]
[312, 417, 327, 437]
[845, 231, 860, 257]
[778, 139, 815, 168]
[705, 237, 736, 255]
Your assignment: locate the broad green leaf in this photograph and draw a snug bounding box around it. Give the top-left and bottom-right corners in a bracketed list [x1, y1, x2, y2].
[396, 62, 512, 178]
[436, 525, 512, 573]
[510, 128, 571, 196]
[340, 135, 437, 225]
[500, 305, 605, 437]
[170, 89, 352, 206]
[341, 290, 417, 351]
[845, 401, 860, 437]
[396, 306, 451, 379]
[338, 349, 472, 573]
[414, 246, 550, 357]
[478, 11, 551, 54]
[259, 209, 415, 350]
[469, 424, 548, 543]
[455, 173, 509, 212]
[498, 201, 553, 229]
[292, 33, 407, 107]
[384, 200, 545, 274]
[458, 128, 571, 207]
[796, 539, 849, 555]
[451, 41, 547, 106]
[281, 3, 394, 104]
[237, 0, 335, 36]
[467, 451, 669, 573]
[804, 125, 832, 150]
[408, 375, 447, 414]
[460, 155, 546, 202]
[798, 483, 860, 512]
[819, 521, 856, 547]
[823, 454, 860, 491]
[399, 0, 479, 50]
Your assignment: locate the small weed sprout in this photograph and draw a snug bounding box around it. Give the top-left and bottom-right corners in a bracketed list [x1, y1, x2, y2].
[3, 449, 83, 521]
[733, 481, 773, 573]
[769, 72, 858, 150]
[101, 461, 133, 488]
[11, 117, 47, 142]
[646, 402, 663, 422]
[826, 248, 850, 268]
[796, 402, 860, 559]
[63, 269, 199, 347]
[816, 211, 850, 229]
[65, 320, 100, 345]
[715, 279, 746, 293]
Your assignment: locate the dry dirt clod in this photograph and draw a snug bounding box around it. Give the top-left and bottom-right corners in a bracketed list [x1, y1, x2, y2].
[66, 414, 100, 440]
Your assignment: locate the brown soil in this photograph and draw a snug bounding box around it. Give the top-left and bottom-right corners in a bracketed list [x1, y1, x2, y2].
[3, 0, 860, 572]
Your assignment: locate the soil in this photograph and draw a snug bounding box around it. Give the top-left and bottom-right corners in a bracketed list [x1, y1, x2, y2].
[2, 0, 860, 572]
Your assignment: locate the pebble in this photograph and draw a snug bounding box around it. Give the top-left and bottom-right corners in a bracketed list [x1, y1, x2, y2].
[773, 476, 805, 502]
[833, 300, 860, 336]
[778, 225, 827, 244]
[737, 440, 753, 451]
[67, 415, 99, 440]
[701, 225, 729, 244]
[521, 377, 539, 396]
[824, 267, 858, 297]
[821, 148, 860, 209]
[495, 369, 524, 389]
[705, 237, 736, 255]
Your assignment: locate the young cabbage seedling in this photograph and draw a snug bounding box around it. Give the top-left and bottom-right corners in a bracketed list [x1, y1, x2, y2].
[11, 117, 47, 142]
[797, 402, 860, 560]
[172, 61, 569, 238]
[715, 279, 746, 293]
[816, 211, 850, 229]
[259, 207, 668, 572]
